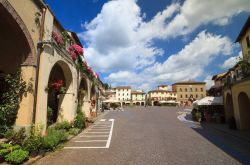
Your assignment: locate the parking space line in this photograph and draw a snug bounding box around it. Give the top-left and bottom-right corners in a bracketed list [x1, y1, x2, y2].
[64, 146, 107, 149]
[86, 132, 109, 133]
[106, 119, 114, 148]
[65, 118, 115, 149]
[75, 140, 107, 143]
[80, 135, 109, 137]
[100, 119, 106, 121]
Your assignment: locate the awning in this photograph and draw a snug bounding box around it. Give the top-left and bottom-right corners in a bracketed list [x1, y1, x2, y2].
[193, 96, 223, 106]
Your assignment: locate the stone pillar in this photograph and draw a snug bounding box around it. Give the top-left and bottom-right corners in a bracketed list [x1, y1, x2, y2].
[15, 66, 36, 130]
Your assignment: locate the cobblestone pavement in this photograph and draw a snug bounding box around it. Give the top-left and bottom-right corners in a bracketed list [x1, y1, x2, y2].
[34, 106, 242, 165]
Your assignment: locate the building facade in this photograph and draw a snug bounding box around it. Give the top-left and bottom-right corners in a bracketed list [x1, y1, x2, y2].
[223, 16, 250, 131]
[147, 85, 177, 106]
[172, 81, 206, 105]
[0, 0, 104, 133]
[115, 86, 131, 102]
[208, 72, 227, 96]
[131, 90, 146, 106]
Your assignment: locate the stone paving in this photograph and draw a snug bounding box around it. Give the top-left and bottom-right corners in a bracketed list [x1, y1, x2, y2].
[34, 106, 242, 165]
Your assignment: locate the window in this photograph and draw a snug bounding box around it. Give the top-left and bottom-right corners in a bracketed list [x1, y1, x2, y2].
[195, 88, 198, 92]
[201, 88, 203, 92]
[246, 36, 250, 48]
[196, 94, 198, 98]
[201, 94, 204, 98]
[180, 88, 182, 92]
[186, 94, 188, 98]
[127, 93, 129, 96]
[185, 88, 187, 92]
[190, 88, 192, 92]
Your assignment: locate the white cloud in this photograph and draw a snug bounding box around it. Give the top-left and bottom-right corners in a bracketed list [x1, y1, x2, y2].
[78, 0, 249, 90]
[81, 0, 164, 72]
[105, 31, 233, 90]
[204, 75, 214, 90]
[156, 0, 250, 39]
[221, 51, 242, 69]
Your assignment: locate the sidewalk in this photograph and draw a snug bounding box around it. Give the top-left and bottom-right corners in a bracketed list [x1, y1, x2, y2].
[202, 122, 250, 143]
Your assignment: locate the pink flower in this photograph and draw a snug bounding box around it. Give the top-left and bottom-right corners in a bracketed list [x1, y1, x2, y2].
[69, 51, 77, 61]
[69, 44, 84, 56]
[52, 31, 63, 45]
[84, 61, 88, 67]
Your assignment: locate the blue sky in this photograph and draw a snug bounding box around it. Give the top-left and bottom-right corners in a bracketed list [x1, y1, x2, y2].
[45, 0, 250, 91]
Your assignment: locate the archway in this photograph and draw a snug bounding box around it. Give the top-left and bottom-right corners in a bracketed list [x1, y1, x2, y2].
[47, 62, 72, 126]
[0, 3, 31, 101]
[238, 92, 250, 130]
[78, 77, 88, 106]
[136, 102, 140, 106]
[141, 102, 145, 106]
[90, 85, 97, 117]
[225, 93, 234, 122]
[153, 101, 159, 106]
[0, 3, 36, 131]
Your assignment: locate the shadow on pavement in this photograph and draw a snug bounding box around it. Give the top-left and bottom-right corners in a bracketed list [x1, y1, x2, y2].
[191, 124, 250, 165]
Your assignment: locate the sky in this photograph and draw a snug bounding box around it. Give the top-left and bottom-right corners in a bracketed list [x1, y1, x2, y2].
[45, 0, 250, 91]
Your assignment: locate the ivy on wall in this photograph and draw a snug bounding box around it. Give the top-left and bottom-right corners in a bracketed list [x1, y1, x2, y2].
[239, 51, 250, 78]
[0, 70, 32, 136]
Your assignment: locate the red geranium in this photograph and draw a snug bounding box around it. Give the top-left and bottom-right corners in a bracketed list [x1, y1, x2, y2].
[49, 80, 64, 91]
[68, 44, 84, 60]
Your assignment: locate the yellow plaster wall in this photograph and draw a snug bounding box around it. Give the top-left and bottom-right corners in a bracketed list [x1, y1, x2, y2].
[8, 0, 40, 49]
[35, 9, 78, 130]
[239, 27, 250, 57]
[173, 84, 206, 102]
[231, 80, 250, 130]
[15, 66, 36, 128]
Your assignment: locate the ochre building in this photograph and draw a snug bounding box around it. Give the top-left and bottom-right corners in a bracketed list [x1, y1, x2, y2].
[172, 81, 206, 105]
[224, 16, 250, 130]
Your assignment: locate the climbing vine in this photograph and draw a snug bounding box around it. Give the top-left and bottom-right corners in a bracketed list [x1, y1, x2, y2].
[0, 70, 32, 136]
[239, 51, 250, 78]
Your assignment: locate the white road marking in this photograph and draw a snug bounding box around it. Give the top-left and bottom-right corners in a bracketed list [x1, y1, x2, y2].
[85, 132, 109, 134]
[64, 146, 107, 149]
[75, 140, 107, 143]
[106, 119, 115, 148]
[100, 119, 106, 122]
[80, 135, 109, 137]
[65, 118, 115, 149]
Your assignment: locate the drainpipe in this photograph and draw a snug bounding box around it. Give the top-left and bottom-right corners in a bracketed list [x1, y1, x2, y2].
[32, 8, 46, 123]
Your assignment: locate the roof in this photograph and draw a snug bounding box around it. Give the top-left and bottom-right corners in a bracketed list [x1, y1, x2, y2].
[172, 81, 206, 85]
[157, 85, 168, 87]
[212, 72, 227, 80]
[69, 31, 82, 47]
[115, 86, 131, 89]
[131, 91, 145, 94]
[148, 90, 176, 93]
[236, 16, 250, 42]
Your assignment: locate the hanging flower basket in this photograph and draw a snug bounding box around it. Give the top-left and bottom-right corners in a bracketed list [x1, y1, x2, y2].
[48, 80, 66, 93]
